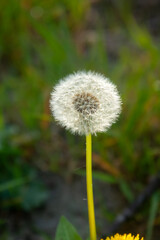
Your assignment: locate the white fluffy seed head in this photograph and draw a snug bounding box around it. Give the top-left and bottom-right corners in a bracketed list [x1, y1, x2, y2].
[50, 71, 122, 135]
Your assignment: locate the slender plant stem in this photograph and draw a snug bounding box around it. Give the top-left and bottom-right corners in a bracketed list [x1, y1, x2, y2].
[86, 134, 97, 240]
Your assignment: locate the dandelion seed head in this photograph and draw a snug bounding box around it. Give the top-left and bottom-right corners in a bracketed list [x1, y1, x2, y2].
[50, 71, 122, 135]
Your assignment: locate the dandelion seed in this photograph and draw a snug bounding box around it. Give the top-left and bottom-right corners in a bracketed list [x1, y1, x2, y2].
[50, 71, 122, 135]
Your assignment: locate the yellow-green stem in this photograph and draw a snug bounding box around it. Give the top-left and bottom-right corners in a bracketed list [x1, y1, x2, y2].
[86, 134, 97, 240]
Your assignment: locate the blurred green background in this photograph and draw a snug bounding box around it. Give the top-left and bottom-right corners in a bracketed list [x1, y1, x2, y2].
[0, 0, 160, 239]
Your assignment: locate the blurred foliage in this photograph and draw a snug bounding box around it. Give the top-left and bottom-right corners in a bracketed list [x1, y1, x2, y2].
[0, 0, 160, 239]
[0, 124, 48, 210]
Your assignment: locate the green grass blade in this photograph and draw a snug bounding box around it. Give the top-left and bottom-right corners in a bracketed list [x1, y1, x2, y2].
[146, 192, 159, 240]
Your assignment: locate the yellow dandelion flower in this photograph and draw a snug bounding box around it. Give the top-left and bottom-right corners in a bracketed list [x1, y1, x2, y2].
[100, 233, 144, 240]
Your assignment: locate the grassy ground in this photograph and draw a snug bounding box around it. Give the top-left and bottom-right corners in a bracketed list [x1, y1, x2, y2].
[0, 0, 160, 239]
